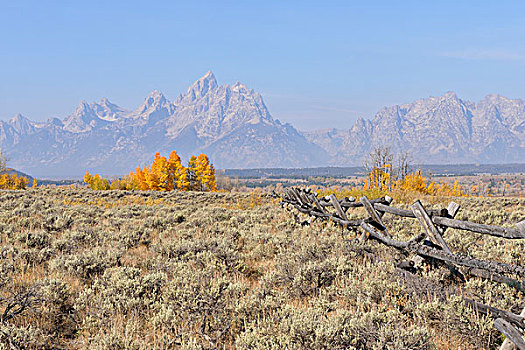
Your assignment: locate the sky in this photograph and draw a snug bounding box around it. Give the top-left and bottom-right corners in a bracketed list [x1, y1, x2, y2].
[1, 0, 525, 130]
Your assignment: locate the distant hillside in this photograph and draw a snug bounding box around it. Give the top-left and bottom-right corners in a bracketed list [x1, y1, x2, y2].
[4, 168, 34, 183]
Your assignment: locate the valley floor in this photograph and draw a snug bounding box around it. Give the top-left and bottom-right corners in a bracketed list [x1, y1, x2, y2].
[0, 189, 523, 349]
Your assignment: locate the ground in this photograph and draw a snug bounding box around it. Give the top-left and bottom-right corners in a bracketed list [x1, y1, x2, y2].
[0, 188, 523, 349]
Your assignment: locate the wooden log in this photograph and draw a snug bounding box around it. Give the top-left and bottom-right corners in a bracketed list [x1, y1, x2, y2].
[291, 188, 306, 206]
[329, 194, 348, 220]
[361, 196, 390, 237]
[360, 222, 408, 249]
[308, 192, 326, 213]
[342, 196, 356, 213]
[397, 260, 417, 273]
[297, 190, 312, 206]
[468, 268, 525, 293]
[432, 217, 525, 239]
[412, 201, 461, 270]
[373, 200, 523, 239]
[288, 200, 364, 227]
[360, 222, 525, 278]
[501, 307, 525, 350]
[411, 200, 452, 254]
[286, 188, 301, 205]
[464, 298, 525, 329]
[320, 197, 387, 209]
[416, 244, 525, 278]
[373, 203, 448, 218]
[517, 220, 525, 235]
[494, 318, 525, 350]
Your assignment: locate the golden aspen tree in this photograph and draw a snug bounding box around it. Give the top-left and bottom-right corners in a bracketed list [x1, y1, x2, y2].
[144, 166, 161, 191]
[84, 171, 93, 187]
[167, 150, 181, 190]
[110, 178, 128, 190]
[0, 175, 6, 189]
[452, 180, 463, 196]
[175, 163, 189, 190]
[133, 167, 149, 191]
[126, 171, 139, 190]
[32, 178, 37, 188]
[196, 155, 217, 192]
[206, 163, 217, 191]
[195, 154, 210, 191]
[82, 150, 214, 192]
[13, 175, 28, 190]
[187, 155, 198, 191]
[151, 152, 170, 190]
[89, 174, 99, 190]
[91, 174, 110, 190]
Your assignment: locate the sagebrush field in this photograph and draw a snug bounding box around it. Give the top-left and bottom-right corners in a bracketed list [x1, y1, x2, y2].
[0, 188, 524, 349]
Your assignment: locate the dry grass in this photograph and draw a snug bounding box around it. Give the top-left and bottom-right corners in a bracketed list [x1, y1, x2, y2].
[0, 188, 523, 349]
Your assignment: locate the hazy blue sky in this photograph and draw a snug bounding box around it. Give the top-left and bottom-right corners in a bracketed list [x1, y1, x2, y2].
[1, 1, 525, 130]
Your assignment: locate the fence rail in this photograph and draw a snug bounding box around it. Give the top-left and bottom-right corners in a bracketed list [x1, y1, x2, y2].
[275, 187, 525, 350]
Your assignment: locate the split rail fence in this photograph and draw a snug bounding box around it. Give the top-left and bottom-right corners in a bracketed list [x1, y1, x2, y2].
[274, 187, 525, 350]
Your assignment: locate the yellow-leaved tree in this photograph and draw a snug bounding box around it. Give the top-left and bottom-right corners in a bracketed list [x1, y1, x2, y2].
[195, 154, 216, 191]
[143, 165, 161, 191]
[84, 150, 216, 192]
[187, 155, 199, 191]
[168, 150, 189, 190]
[84, 171, 110, 190]
[150, 152, 170, 190]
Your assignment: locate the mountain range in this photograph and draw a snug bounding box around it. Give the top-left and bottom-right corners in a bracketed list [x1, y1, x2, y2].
[304, 91, 524, 165]
[0, 72, 524, 177]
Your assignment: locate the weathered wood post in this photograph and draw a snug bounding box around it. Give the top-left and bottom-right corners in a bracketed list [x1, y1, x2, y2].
[359, 195, 392, 241]
[500, 306, 525, 350]
[495, 318, 525, 350]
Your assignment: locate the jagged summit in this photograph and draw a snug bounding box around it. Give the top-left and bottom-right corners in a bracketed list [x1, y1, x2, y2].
[10, 113, 29, 124]
[75, 101, 91, 113]
[91, 97, 128, 121]
[186, 71, 218, 100]
[138, 89, 168, 111]
[7, 114, 35, 135]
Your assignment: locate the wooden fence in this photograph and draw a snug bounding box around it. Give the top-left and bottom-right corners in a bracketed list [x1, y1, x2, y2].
[274, 187, 525, 349]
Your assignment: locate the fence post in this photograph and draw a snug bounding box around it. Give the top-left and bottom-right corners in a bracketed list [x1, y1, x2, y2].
[411, 200, 452, 253]
[500, 307, 525, 350]
[329, 194, 348, 221]
[361, 196, 391, 237]
[494, 318, 525, 350]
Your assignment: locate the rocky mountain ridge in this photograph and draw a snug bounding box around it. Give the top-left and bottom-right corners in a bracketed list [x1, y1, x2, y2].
[303, 91, 524, 165]
[0, 72, 326, 177]
[1, 73, 524, 177]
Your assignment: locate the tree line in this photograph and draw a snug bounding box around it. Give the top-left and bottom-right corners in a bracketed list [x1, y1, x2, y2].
[84, 151, 217, 191]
